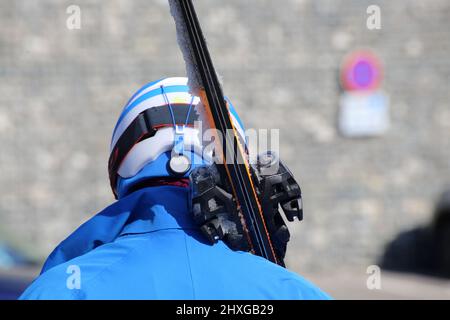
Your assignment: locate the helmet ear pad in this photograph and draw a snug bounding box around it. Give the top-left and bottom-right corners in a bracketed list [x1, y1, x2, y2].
[116, 150, 209, 199]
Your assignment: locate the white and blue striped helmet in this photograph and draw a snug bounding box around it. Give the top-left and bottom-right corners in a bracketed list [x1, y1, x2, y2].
[108, 77, 246, 199]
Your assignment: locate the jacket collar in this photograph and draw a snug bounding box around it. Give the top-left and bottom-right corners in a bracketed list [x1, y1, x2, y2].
[119, 185, 196, 235]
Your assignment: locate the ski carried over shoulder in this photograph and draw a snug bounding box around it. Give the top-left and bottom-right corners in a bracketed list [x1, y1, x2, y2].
[168, 0, 303, 267]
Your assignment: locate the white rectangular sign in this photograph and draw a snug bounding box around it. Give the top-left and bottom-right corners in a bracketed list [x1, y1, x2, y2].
[339, 91, 389, 137]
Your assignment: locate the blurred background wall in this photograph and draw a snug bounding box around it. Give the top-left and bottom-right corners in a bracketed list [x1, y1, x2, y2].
[0, 0, 449, 276]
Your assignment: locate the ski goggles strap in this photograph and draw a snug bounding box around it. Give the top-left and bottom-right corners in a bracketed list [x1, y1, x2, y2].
[108, 104, 199, 197]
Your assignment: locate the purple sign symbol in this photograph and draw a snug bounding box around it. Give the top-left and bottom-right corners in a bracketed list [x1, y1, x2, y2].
[341, 51, 382, 91]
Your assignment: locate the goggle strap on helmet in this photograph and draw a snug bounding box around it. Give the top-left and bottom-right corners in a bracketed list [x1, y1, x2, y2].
[108, 104, 199, 198]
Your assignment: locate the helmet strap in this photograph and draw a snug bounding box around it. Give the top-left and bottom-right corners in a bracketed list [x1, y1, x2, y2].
[161, 85, 196, 176]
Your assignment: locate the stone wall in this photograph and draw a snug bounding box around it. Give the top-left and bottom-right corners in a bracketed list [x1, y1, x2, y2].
[0, 0, 449, 273]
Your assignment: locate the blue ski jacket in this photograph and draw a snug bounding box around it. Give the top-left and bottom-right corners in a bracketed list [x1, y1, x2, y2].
[19, 186, 331, 300]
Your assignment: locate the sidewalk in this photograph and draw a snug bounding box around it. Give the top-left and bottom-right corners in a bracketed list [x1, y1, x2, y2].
[304, 269, 450, 300]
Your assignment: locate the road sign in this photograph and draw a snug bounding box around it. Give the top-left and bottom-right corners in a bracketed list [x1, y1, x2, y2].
[339, 91, 389, 137]
[341, 51, 382, 92]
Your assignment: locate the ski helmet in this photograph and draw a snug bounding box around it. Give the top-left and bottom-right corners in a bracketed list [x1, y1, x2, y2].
[108, 77, 246, 199]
